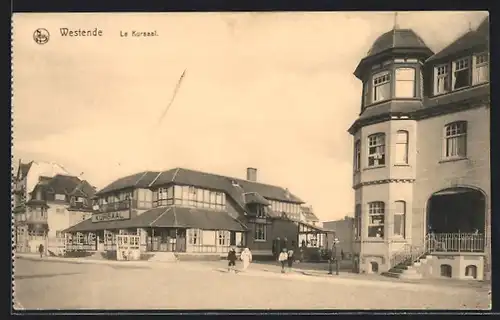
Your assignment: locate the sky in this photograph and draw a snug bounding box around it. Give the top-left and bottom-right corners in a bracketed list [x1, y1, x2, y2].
[12, 11, 488, 221]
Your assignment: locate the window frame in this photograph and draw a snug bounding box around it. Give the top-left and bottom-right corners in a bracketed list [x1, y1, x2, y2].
[367, 133, 386, 168]
[433, 63, 450, 96]
[473, 52, 489, 85]
[394, 130, 409, 165]
[354, 140, 361, 172]
[393, 201, 406, 238]
[443, 121, 468, 160]
[452, 57, 472, 91]
[354, 204, 361, 240]
[372, 71, 391, 103]
[254, 223, 266, 241]
[368, 201, 385, 239]
[394, 67, 416, 98]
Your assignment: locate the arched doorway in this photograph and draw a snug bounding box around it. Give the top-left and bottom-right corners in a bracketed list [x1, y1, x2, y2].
[426, 187, 486, 252]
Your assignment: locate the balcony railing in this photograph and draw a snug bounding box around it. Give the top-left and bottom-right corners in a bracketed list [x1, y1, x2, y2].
[98, 201, 130, 213]
[425, 233, 485, 253]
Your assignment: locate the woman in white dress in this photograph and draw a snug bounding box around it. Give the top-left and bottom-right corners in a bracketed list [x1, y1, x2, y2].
[240, 248, 253, 271]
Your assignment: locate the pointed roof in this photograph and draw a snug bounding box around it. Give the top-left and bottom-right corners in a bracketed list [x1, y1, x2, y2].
[427, 16, 489, 62]
[366, 28, 430, 57]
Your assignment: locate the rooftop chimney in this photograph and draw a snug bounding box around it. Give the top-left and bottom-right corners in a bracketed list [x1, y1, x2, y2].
[246, 167, 257, 182]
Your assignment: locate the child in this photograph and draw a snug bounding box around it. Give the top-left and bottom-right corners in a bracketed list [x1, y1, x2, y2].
[227, 247, 237, 273]
[278, 248, 288, 273]
[287, 248, 294, 272]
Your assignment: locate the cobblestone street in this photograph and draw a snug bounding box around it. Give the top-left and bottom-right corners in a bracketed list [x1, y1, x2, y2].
[13, 259, 490, 310]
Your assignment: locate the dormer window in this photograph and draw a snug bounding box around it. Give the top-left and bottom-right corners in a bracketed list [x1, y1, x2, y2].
[473, 53, 489, 85]
[452, 57, 471, 90]
[434, 64, 450, 95]
[372, 71, 391, 102]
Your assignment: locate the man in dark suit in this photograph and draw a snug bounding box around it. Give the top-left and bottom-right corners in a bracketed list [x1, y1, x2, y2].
[328, 238, 340, 275]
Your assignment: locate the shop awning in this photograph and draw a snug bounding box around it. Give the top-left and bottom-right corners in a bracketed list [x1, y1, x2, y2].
[63, 206, 247, 233]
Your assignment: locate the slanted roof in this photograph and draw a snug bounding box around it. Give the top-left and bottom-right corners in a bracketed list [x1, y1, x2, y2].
[19, 161, 33, 179]
[44, 174, 82, 194]
[301, 206, 319, 222]
[95, 171, 161, 195]
[96, 167, 304, 213]
[366, 28, 430, 57]
[244, 192, 270, 206]
[427, 16, 489, 62]
[63, 206, 247, 233]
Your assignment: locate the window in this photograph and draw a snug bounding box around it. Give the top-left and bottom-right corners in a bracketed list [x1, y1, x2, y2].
[452, 58, 471, 90]
[354, 140, 361, 171]
[372, 71, 391, 102]
[256, 205, 266, 218]
[434, 64, 450, 95]
[444, 121, 467, 158]
[363, 81, 370, 106]
[367, 133, 386, 167]
[187, 229, 201, 245]
[55, 194, 66, 201]
[395, 131, 409, 164]
[354, 204, 361, 240]
[395, 68, 415, 98]
[218, 230, 230, 246]
[473, 53, 489, 85]
[394, 201, 406, 238]
[368, 202, 385, 238]
[254, 223, 266, 241]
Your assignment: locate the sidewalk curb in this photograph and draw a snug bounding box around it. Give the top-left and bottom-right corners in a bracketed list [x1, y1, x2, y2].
[15, 255, 155, 268]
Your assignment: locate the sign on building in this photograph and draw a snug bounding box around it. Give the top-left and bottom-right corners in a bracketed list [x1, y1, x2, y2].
[92, 210, 131, 223]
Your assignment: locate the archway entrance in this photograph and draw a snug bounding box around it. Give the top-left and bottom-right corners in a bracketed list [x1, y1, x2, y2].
[426, 187, 486, 253]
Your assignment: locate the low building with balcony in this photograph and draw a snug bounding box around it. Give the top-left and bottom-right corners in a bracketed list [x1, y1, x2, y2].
[348, 16, 490, 280]
[63, 167, 328, 259]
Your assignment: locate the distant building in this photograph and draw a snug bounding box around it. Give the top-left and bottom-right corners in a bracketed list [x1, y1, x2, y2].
[348, 17, 490, 280]
[323, 216, 354, 256]
[13, 160, 96, 254]
[300, 205, 320, 227]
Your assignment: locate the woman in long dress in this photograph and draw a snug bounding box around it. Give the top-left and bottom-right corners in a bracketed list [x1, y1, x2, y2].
[240, 248, 253, 271]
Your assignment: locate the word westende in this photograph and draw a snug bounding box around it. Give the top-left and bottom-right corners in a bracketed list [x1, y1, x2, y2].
[60, 28, 103, 37]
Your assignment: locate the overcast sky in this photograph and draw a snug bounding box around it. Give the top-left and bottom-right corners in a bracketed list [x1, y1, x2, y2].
[12, 11, 488, 221]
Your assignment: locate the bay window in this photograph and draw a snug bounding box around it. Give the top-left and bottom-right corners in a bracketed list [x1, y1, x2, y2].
[368, 202, 385, 238]
[367, 133, 386, 167]
[394, 68, 416, 98]
[393, 201, 406, 238]
[372, 71, 391, 102]
[395, 130, 409, 165]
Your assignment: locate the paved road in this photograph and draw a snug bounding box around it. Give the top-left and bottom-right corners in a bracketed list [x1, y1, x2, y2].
[13, 259, 490, 310]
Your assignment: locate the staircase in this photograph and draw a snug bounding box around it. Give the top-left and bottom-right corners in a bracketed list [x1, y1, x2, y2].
[382, 244, 428, 279]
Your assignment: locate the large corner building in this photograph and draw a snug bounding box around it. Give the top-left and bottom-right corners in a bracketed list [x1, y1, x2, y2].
[349, 17, 490, 280]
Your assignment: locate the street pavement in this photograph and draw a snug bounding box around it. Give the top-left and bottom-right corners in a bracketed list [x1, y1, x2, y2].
[13, 258, 490, 310]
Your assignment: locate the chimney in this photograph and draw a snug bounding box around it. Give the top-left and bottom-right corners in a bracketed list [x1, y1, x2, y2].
[246, 167, 257, 182]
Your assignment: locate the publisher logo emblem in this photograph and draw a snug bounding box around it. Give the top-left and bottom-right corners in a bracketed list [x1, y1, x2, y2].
[33, 28, 50, 45]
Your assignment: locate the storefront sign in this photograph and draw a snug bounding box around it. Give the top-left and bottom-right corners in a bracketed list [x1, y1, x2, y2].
[92, 210, 130, 223]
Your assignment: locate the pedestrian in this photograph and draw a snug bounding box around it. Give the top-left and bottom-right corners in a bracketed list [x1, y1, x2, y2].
[287, 247, 295, 272]
[38, 243, 44, 258]
[278, 248, 288, 273]
[328, 239, 340, 275]
[227, 247, 237, 273]
[240, 247, 253, 272]
[341, 249, 345, 260]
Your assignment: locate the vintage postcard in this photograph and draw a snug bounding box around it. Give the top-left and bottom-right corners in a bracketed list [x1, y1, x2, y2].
[11, 11, 491, 311]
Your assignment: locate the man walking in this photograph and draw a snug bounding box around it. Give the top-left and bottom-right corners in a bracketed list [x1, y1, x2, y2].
[328, 238, 340, 275]
[38, 243, 44, 258]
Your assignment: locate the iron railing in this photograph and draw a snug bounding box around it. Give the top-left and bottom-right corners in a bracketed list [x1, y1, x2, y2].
[389, 243, 426, 269]
[425, 233, 485, 253]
